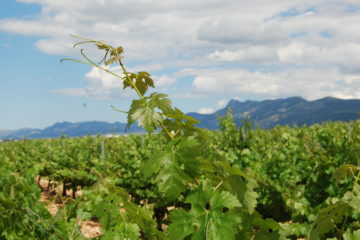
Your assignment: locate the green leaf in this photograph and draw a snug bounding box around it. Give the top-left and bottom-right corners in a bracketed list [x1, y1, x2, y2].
[332, 164, 360, 183]
[166, 209, 193, 240]
[225, 174, 258, 212]
[149, 92, 173, 114]
[202, 160, 258, 212]
[250, 229, 281, 240]
[127, 93, 172, 134]
[77, 179, 163, 240]
[308, 201, 350, 240]
[122, 71, 155, 95]
[343, 183, 360, 213]
[135, 71, 155, 95]
[162, 108, 203, 138]
[237, 212, 281, 240]
[123, 72, 137, 89]
[168, 187, 241, 240]
[143, 137, 202, 201]
[155, 158, 193, 201]
[101, 222, 141, 240]
[343, 229, 360, 240]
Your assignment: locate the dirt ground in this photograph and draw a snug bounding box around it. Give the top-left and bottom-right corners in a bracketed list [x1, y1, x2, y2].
[37, 177, 101, 239]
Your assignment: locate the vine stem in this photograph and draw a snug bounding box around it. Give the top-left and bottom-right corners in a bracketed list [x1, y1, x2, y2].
[61, 57, 124, 85]
[250, 232, 256, 240]
[111, 105, 128, 114]
[118, 59, 144, 99]
[213, 180, 224, 191]
[160, 121, 175, 140]
[205, 210, 210, 240]
[340, 209, 349, 238]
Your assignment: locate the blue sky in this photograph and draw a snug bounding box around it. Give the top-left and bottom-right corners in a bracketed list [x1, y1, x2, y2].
[1, 0, 360, 130]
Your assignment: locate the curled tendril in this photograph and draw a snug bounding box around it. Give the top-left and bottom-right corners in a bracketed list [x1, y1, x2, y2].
[70, 35, 123, 66]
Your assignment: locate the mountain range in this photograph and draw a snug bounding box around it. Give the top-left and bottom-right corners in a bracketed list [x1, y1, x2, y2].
[0, 122, 143, 140]
[1, 96, 359, 140]
[188, 96, 360, 129]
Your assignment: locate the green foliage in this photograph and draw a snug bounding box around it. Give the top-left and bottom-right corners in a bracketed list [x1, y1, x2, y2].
[128, 93, 172, 134]
[332, 164, 360, 183]
[78, 178, 164, 239]
[168, 186, 241, 240]
[237, 212, 281, 239]
[308, 202, 349, 240]
[143, 137, 202, 201]
[0, 166, 51, 239]
[343, 229, 360, 240]
[201, 159, 258, 212]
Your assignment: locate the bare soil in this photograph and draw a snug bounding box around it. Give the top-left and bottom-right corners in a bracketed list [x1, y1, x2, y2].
[37, 177, 101, 239]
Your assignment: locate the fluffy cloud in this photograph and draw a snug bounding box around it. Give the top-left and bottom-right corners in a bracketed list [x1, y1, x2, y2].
[1, 0, 360, 100]
[198, 108, 215, 114]
[209, 46, 277, 63]
[197, 16, 286, 44]
[50, 88, 87, 97]
[154, 75, 177, 88]
[217, 99, 228, 107]
[190, 68, 360, 100]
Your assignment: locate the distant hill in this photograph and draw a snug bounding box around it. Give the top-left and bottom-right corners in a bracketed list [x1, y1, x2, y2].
[1, 96, 359, 140]
[1, 121, 143, 140]
[188, 96, 360, 129]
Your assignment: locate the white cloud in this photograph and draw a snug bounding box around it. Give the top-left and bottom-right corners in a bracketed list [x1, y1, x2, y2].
[209, 46, 277, 63]
[171, 93, 207, 99]
[198, 107, 214, 114]
[35, 38, 75, 55]
[217, 98, 228, 107]
[83, 66, 133, 99]
[197, 16, 286, 44]
[50, 88, 87, 97]
[189, 68, 360, 100]
[2, 0, 360, 100]
[153, 75, 177, 88]
[0, 19, 72, 36]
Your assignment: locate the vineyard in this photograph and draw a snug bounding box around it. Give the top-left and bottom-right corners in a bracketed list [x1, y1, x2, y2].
[1, 37, 360, 239]
[1, 117, 359, 239]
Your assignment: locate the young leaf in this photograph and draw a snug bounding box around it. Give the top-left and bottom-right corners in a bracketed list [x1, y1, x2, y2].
[105, 55, 123, 66]
[122, 71, 155, 95]
[149, 92, 173, 114]
[123, 72, 137, 89]
[135, 72, 155, 95]
[127, 93, 172, 134]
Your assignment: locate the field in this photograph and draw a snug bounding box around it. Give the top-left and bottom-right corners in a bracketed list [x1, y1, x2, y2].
[1, 115, 359, 239]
